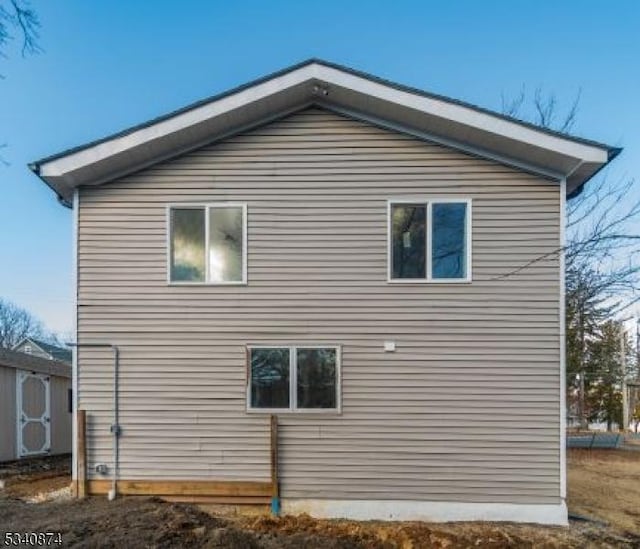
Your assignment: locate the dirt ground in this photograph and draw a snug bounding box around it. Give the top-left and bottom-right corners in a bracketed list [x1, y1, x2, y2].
[1, 450, 640, 548]
[0, 454, 71, 501]
[568, 449, 640, 534]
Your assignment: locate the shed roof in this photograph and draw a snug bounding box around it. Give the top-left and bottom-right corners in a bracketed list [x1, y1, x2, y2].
[0, 348, 71, 378]
[29, 59, 620, 205]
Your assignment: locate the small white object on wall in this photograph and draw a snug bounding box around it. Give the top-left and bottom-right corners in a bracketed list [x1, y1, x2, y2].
[384, 341, 396, 352]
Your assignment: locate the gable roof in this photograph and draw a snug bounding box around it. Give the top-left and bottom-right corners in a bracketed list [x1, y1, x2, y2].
[29, 59, 620, 206]
[0, 347, 71, 378]
[14, 337, 72, 364]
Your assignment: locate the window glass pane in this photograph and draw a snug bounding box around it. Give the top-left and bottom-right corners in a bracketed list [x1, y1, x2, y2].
[251, 348, 290, 408]
[296, 348, 337, 409]
[432, 202, 467, 279]
[391, 204, 426, 279]
[209, 206, 244, 282]
[170, 208, 205, 282]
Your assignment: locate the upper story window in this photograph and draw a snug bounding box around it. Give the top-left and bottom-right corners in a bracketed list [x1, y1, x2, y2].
[168, 203, 247, 284]
[388, 199, 471, 283]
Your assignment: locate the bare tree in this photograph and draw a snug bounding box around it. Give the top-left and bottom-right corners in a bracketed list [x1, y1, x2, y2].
[501, 86, 639, 312]
[0, 1, 40, 163]
[502, 88, 639, 430]
[0, 0, 40, 58]
[0, 298, 49, 349]
[502, 86, 581, 134]
[566, 176, 640, 312]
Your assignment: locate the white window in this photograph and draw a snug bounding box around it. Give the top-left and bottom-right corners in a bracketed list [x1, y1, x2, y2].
[247, 346, 341, 413]
[24, 345, 32, 354]
[168, 203, 247, 284]
[388, 199, 471, 283]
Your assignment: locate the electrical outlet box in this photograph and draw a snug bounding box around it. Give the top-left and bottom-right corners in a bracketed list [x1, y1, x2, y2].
[95, 463, 108, 475]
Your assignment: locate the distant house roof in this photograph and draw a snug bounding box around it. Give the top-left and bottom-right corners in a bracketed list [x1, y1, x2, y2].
[29, 59, 620, 206]
[0, 348, 71, 378]
[13, 337, 72, 364]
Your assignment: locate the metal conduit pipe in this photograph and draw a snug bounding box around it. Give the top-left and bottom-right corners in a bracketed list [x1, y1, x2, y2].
[68, 342, 120, 500]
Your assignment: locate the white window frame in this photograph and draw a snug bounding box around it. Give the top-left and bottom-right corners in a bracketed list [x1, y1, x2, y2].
[166, 202, 248, 285]
[246, 344, 342, 414]
[387, 198, 472, 284]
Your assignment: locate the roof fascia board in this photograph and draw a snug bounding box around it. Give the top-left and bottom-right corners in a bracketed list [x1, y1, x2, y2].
[38, 64, 321, 178]
[73, 102, 315, 189]
[37, 62, 609, 180]
[324, 104, 564, 182]
[316, 65, 608, 164]
[0, 348, 71, 378]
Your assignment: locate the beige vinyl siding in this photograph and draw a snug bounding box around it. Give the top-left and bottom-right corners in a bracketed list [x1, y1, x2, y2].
[77, 107, 561, 503]
[50, 376, 72, 455]
[0, 366, 16, 461]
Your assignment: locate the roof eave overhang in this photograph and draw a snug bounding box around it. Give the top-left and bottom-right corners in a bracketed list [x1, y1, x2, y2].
[29, 61, 619, 206]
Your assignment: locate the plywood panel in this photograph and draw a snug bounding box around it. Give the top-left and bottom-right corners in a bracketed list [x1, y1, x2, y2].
[0, 366, 16, 461]
[50, 376, 72, 455]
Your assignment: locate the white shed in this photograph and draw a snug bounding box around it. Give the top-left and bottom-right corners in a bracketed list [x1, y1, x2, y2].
[0, 348, 72, 461]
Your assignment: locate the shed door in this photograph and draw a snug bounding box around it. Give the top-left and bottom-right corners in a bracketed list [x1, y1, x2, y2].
[16, 371, 51, 457]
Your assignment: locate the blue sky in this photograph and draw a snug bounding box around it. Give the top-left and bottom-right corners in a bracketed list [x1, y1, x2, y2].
[0, 0, 638, 335]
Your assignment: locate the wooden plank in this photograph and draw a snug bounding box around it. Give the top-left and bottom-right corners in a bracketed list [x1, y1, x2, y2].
[160, 496, 270, 504]
[86, 479, 271, 497]
[77, 409, 87, 499]
[270, 414, 279, 499]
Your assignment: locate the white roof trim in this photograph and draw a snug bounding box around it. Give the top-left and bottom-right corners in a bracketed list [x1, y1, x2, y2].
[317, 65, 608, 164]
[39, 65, 319, 178]
[31, 60, 617, 203]
[12, 336, 47, 355]
[326, 104, 566, 181]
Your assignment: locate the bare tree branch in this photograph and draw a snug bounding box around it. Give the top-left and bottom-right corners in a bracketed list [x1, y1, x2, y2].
[501, 85, 525, 118]
[0, 2, 40, 163]
[501, 84, 581, 135]
[0, 298, 43, 348]
[499, 87, 639, 313]
[10, 0, 39, 55]
[533, 87, 557, 128]
[0, 0, 40, 57]
[559, 88, 581, 133]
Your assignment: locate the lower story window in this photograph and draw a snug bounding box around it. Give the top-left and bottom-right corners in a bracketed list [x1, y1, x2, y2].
[248, 346, 340, 412]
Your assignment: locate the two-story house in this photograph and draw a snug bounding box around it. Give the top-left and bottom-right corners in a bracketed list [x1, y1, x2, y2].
[29, 60, 619, 524]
